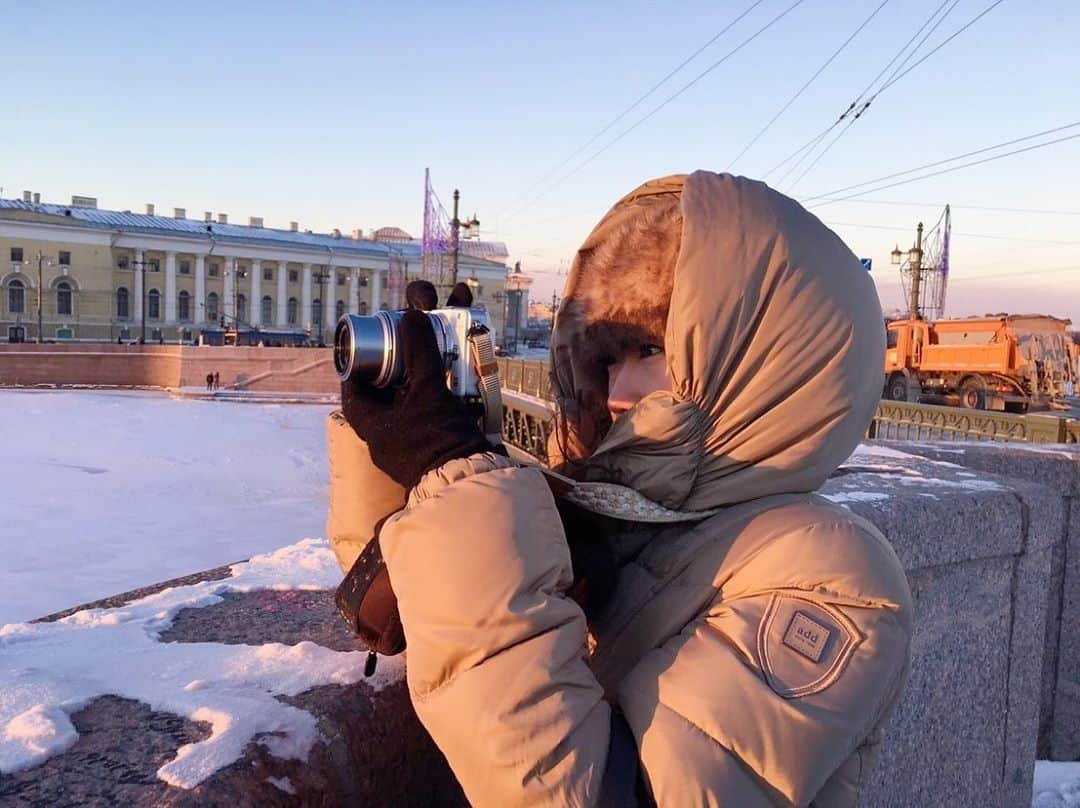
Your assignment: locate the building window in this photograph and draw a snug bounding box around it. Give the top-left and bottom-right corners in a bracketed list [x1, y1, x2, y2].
[56, 281, 73, 316]
[180, 260, 191, 275]
[336, 274, 346, 286]
[59, 251, 71, 266]
[359, 301, 368, 315]
[208, 262, 221, 278]
[381, 275, 388, 290]
[379, 302, 389, 311]
[335, 299, 345, 319]
[206, 292, 219, 323]
[116, 287, 130, 319]
[119, 327, 132, 341]
[56, 327, 73, 340]
[178, 290, 191, 321]
[261, 295, 273, 324]
[148, 289, 161, 320]
[237, 293, 248, 324]
[263, 266, 273, 282]
[8, 279, 25, 313]
[150, 259, 161, 272]
[10, 247, 24, 263]
[287, 297, 298, 325]
[312, 298, 322, 325]
[151, 328, 163, 342]
[359, 276, 368, 287]
[117, 255, 129, 269]
[288, 269, 299, 283]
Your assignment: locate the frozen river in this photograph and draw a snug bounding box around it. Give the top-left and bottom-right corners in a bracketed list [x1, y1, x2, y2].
[0, 390, 334, 625]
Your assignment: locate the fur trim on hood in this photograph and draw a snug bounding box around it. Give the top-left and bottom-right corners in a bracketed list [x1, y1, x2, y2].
[550, 171, 885, 512]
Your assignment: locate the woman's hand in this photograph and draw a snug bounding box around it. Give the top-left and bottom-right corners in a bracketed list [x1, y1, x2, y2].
[341, 309, 493, 490]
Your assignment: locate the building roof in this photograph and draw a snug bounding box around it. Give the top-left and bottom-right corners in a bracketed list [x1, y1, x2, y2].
[0, 198, 511, 267]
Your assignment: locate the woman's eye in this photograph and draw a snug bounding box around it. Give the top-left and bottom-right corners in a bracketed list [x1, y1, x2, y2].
[640, 344, 664, 359]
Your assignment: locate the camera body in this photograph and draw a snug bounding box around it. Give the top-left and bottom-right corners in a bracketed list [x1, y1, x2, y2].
[333, 307, 494, 400]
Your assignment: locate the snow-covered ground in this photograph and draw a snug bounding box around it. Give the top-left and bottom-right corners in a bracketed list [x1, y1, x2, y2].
[2, 390, 333, 625]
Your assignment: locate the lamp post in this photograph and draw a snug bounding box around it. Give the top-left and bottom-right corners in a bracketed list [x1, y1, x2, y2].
[130, 254, 158, 343]
[311, 269, 328, 346]
[891, 222, 925, 319]
[449, 189, 480, 287]
[24, 250, 53, 343]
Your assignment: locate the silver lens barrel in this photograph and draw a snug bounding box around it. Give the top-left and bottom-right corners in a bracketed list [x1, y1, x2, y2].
[333, 311, 454, 386]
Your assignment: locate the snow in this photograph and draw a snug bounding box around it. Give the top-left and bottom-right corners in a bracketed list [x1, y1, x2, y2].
[1034, 761, 1080, 807]
[0, 537, 404, 787]
[821, 491, 891, 505]
[1, 389, 334, 625]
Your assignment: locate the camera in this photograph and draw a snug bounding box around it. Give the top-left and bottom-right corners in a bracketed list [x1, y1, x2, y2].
[333, 308, 496, 401]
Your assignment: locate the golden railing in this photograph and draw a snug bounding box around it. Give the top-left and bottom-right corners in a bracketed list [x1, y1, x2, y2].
[497, 358, 1079, 462]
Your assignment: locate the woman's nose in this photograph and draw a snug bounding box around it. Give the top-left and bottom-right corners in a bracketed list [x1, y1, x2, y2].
[607, 365, 638, 419]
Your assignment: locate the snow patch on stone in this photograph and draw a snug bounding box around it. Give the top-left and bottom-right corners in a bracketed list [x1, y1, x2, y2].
[266, 775, 298, 795]
[822, 491, 891, 505]
[0, 538, 404, 789]
[1033, 760, 1080, 807]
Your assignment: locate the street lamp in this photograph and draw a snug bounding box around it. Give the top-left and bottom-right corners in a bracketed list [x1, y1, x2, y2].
[24, 250, 53, 344]
[130, 254, 159, 343]
[890, 245, 903, 265]
[311, 269, 329, 346]
[450, 188, 480, 287]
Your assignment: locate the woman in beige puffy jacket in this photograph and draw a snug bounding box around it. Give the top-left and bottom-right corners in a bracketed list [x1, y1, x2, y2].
[328, 171, 913, 807]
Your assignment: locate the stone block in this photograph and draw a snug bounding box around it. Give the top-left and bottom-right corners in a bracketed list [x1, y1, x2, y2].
[887, 440, 1080, 761]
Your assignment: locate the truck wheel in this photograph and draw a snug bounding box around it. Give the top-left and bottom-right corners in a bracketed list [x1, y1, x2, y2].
[886, 373, 911, 402]
[959, 377, 986, 410]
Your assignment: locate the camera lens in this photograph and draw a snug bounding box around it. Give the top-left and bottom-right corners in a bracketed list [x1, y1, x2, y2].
[333, 310, 455, 386]
[333, 311, 401, 385]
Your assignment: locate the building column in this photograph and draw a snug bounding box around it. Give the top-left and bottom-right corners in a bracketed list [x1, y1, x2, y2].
[324, 266, 337, 333]
[277, 262, 288, 326]
[302, 263, 313, 332]
[349, 268, 360, 314]
[250, 259, 262, 326]
[164, 251, 177, 323]
[224, 257, 236, 323]
[370, 268, 382, 312]
[195, 255, 206, 324]
[133, 248, 144, 322]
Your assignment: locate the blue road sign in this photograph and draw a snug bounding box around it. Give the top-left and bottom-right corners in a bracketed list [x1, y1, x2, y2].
[860, 258, 873, 271]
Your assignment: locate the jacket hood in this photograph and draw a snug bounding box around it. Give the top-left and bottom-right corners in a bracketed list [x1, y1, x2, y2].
[550, 171, 884, 512]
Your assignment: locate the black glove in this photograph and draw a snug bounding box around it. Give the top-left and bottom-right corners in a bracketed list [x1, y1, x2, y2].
[341, 309, 493, 489]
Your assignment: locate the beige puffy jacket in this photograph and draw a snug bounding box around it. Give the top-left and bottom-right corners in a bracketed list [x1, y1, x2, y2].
[327, 172, 913, 807]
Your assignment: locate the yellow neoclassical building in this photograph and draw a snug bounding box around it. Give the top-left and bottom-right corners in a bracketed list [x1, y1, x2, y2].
[0, 192, 511, 344]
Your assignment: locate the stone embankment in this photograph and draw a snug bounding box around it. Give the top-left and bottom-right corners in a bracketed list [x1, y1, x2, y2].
[1, 441, 1076, 807]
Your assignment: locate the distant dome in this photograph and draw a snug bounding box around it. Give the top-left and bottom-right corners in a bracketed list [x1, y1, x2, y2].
[372, 226, 412, 242]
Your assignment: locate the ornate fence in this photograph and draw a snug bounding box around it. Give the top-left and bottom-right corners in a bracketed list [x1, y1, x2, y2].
[498, 358, 1079, 461]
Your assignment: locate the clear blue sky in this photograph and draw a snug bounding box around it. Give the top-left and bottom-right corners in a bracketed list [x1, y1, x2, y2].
[3, 1, 1077, 320]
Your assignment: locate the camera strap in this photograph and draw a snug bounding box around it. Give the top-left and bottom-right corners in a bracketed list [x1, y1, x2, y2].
[468, 327, 505, 446]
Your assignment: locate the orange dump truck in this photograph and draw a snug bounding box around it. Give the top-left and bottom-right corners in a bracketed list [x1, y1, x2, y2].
[884, 314, 1078, 411]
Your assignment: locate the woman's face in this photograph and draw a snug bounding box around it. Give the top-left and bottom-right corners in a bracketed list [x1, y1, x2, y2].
[606, 342, 673, 423]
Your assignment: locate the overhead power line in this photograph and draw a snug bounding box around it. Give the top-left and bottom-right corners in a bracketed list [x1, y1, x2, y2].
[877, 0, 1006, 94]
[763, 0, 955, 181]
[497, 0, 766, 218]
[727, 0, 890, 171]
[785, 0, 964, 189]
[805, 198, 1080, 216]
[823, 220, 1080, 246]
[803, 120, 1080, 205]
[502, 0, 807, 223]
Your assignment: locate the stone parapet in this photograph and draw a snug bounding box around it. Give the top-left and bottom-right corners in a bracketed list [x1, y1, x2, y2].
[0, 343, 338, 393]
[887, 440, 1080, 762]
[0, 444, 1067, 806]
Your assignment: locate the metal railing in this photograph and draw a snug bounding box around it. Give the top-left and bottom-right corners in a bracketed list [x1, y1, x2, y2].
[498, 359, 1079, 461]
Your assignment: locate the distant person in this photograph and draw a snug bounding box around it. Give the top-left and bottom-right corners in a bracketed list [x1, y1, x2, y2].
[331, 171, 912, 805]
[205, 372, 214, 392]
[213, 372, 220, 390]
[117, 334, 123, 345]
[445, 282, 473, 308]
[405, 280, 438, 312]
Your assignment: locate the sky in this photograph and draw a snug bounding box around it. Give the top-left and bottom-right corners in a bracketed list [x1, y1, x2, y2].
[2, 1, 1078, 321]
